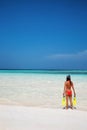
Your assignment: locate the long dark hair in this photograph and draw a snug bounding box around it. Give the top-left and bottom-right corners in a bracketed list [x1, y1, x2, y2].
[66, 75, 72, 85]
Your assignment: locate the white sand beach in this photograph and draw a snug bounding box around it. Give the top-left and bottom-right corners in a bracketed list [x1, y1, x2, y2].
[0, 71, 87, 129]
[0, 105, 87, 130]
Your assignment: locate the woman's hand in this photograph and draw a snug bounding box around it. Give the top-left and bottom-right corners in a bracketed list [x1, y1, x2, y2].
[63, 93, 65, 97]
[74, 93, 76, 97]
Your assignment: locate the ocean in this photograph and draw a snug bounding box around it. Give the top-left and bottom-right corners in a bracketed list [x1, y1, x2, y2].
[0, 70, 87, 111]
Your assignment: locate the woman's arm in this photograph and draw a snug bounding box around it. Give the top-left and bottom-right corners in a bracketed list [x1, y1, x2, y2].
[63, 82, 66, 96]
[72, 82, 76, 97]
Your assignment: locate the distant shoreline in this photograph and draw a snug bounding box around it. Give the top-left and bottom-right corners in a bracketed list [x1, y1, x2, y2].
[0, 69, 87, 70]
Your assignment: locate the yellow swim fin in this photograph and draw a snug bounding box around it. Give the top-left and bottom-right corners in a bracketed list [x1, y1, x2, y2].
[62, 96, 66, 106]
[73, 97, 77, 106]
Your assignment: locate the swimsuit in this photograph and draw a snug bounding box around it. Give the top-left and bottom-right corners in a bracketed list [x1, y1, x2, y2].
[66, 90, 72, 96]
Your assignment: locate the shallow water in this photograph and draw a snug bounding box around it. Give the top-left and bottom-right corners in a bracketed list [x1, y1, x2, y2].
[0, 70, 87, 111]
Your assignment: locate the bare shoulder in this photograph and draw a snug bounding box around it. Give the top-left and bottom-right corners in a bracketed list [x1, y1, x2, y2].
[65, 81, 69, 85]
[64, 81, 67, 85]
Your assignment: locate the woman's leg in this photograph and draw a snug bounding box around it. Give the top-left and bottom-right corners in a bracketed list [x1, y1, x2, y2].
[66, 95, 68, 109]
[69, 96, 73, 109]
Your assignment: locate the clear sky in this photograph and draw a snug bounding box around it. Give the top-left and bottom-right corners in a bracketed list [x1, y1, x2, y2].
[0, 0, 87, 69]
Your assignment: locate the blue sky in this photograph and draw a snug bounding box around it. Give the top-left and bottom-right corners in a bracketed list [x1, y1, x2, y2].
[0, 0, 87, 69]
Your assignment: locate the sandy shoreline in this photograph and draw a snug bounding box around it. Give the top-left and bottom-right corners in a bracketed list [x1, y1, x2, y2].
[0, 105, 87, 130]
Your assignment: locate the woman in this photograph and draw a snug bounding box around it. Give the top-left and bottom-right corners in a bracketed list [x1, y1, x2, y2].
[63, 75, 76, 109]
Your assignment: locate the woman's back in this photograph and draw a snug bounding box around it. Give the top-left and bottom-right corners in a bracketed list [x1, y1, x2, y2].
[65, 81, 72, 90]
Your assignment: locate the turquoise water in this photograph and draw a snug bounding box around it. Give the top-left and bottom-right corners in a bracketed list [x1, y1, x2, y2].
[0, 70, 87, 111]
[0, 69, 87, 74]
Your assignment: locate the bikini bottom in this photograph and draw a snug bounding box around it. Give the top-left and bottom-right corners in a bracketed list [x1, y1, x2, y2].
[66, 90, 72, 96]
